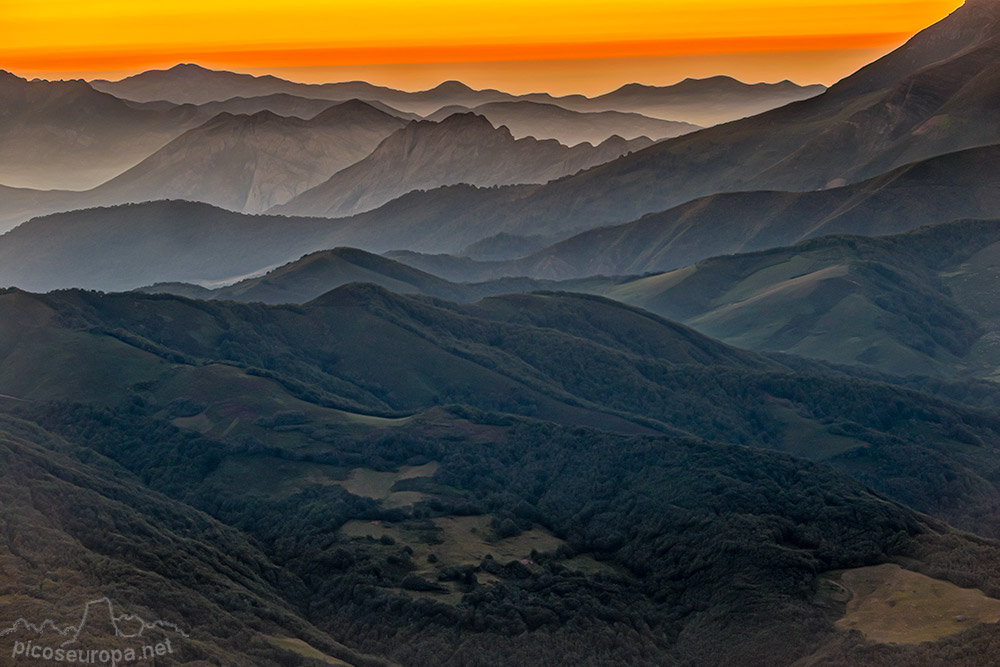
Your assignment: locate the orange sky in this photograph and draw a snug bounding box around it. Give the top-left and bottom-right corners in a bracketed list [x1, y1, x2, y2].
[0, 0, 964, 94]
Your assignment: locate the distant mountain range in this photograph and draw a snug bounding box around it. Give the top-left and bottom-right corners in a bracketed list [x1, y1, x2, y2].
[83, 101, 408, 213]
[0, 65, 827, 229]
[92, 64, 823, 125]
[392, 142, 1000, 280]
[0, 71, 203, 189]
[0, 201, 345, 292]
[566, 77, 826, 125]
[185, 94, 687, 146]
[0, 71, 430, 197]
[139, 247, 478, 304]
[0, 193, 552, 291]
[273, 113, 653, 218]
[345, 0, 1000, 244]
[9, 0, 993, 250]
[0, 109, 652, 230]
[6, 136, 1000, 293]
[0, 101, 407, 223]
[425, 100, 699, 145]
[192, 92, 422, 121]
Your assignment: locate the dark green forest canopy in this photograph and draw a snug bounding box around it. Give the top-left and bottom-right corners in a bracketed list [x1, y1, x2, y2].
[6, 400, 993, 667]
[5, 283, 1000, 665]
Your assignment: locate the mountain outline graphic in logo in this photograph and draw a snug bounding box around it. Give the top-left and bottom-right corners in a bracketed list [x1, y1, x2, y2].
[3, 597, 188, 664]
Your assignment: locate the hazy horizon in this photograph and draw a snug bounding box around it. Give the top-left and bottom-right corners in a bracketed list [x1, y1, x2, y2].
[3, 0, 963, 96]
[11, 60, 835, 97]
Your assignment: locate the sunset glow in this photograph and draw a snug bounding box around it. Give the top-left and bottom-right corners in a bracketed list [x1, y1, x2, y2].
[0, 0, 965, 93]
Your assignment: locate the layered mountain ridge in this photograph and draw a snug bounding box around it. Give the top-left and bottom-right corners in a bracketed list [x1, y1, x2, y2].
[273, 113, 653, 218]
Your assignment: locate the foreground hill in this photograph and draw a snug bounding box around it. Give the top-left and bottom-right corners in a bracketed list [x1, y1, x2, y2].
[0, 414, 393, 666]
[272, 113, 652, 218]
[9, 390, 997, 666]
[5, 285, 1000, 663]
[6, 286, 1000, 534]
[425, 100, 698, 145]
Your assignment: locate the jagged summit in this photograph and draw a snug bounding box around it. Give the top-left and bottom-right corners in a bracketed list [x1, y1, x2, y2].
[273, 110, 650, 219]
[65, 98, 407, 214]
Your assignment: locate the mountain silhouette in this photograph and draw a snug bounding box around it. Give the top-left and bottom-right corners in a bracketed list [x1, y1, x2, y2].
[273, 113, 652, 218]
[2, 597, 188, 647]
[346, 1, 1000, 245]
[91, 63, 823, 123]
[192, 92, 420, 122]
[84, 100, 407, 213]
[439, 141, 1000, 281]
[425, 100, 698, 146]
[0, 72, 202, 189]
[581, 76, 825, 124]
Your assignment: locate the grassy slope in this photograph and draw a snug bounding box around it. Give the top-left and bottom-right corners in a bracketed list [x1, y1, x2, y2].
[505, 143, 1000, 280]
[833, 564, 1000, 644]
[599, 219, 1000, 377]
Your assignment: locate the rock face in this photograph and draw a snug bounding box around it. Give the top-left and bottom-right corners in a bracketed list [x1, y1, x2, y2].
[0, 72, 203, 190]
[86, 100, 408, 213]
[273, 113, 652, 218]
